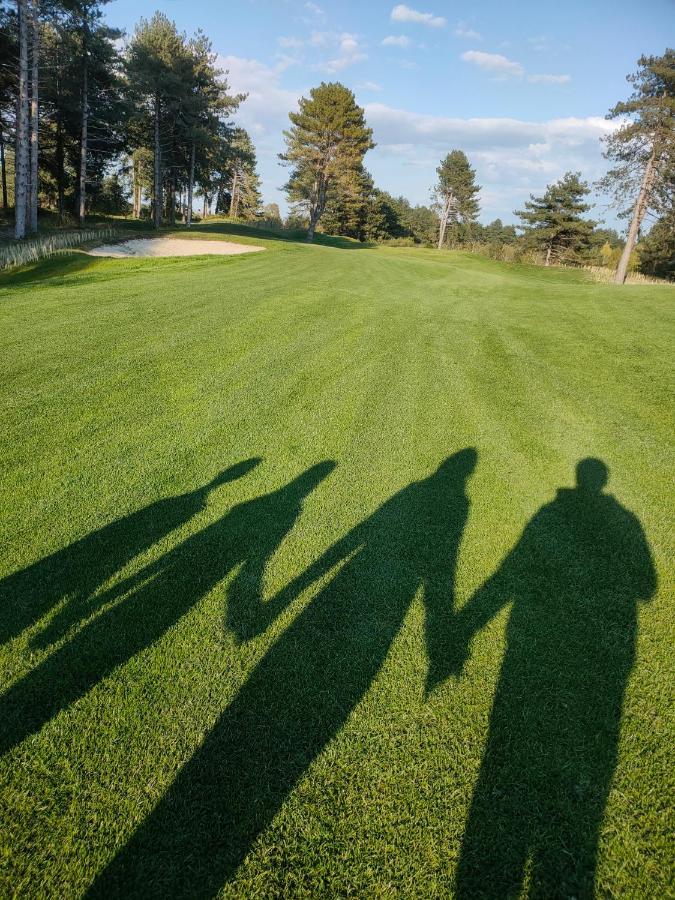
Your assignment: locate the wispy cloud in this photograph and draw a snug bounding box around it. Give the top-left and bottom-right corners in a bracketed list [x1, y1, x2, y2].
[382, 34, 411, 47]
[390, 4, 446, 28]
[461, 50, 524, 78]
[528, 73, 571, 84]
[304, 2, 323, 15]
[357, 80, 383, 92]
[278, 35, 304, 49]
[322, 33, 367, 72]
[454, 23, 482, 41]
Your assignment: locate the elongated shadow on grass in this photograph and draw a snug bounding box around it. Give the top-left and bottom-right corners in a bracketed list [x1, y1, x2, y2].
[0, 459, 261, 651]
[0, 458, 344, 756]
[450, 458, 656, 899]
[89, 449, 477, 898]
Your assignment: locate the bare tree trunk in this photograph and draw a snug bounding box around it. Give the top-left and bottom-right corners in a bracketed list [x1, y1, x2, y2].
[306, 177, 327, 242]
[545, 245, 552, 266]
[14, 0, 30, 239]
[0, 122, 7, 211]
[132, 155, 139, 218]
[437, 196, 451, 249]
[78, 26, 88, 227]
[230, 167, 239, 218]
[169, 173, 176, 225]
[28, 0, 39, 233]
[55, 50, 65, 219]
[153, 93, 162, 229]
[186, 140, 195, 227]
[614, 148, 657, 285]
[202, 193, 208, 218]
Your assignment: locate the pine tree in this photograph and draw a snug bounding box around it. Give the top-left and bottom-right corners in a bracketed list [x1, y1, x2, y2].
[125, 14, 187, 228]
[599, 49, 675, 283]
[433, 150, 480, 249]
[280, 82, 374, 242]
[637, 201, 675, 280]
[515, 172, 596, 265]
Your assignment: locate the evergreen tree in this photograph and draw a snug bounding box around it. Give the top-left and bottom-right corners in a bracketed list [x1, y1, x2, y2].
[515, 172, 596, 265]
[281, 82, 374, 242]
[599, 49, 675, 283]
[637, 203, 675, 280]
[433, 150, 480, 249]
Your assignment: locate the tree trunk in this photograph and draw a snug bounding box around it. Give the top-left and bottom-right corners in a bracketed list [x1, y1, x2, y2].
[614, 148, 657, 285]
[153, 93, 162, 229]
[169, 174, 176, 226]
[437, 197, 451, 249]
[186, 140, 195, 227]
[0, 122, 7, 212]
[14, 0, 30, 239]
[28, 0, 39, 233]
[203, 194, 209, 218]
[132, 155, 139, 218]
[230, 167, 239, 218]
[78, 27, 88, 227]
[55, 56, 65, 219]
[545, 245, 552, 266]
[306, 177, 327, 242]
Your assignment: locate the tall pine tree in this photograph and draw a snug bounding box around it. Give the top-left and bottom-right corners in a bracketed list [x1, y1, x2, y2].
[281, 82, 374, 242]
[433, 150, 480, 249]
[599, 49, 675, 283]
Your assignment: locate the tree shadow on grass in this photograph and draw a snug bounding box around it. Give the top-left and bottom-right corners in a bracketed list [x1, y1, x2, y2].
[89, 449, 477, 898]
[450, 458, 656, 899]
[0, 459, 336, 757]
[192, 221, 376, 250]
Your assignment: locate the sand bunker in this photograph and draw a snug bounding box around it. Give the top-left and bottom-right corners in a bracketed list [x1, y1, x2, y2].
[88, 238, 264, 258]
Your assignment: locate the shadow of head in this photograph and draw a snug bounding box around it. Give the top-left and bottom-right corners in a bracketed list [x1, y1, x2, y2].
[432, 448, 478, 484]
[286, 460, 337, 496]
[204, 458, 263, 492]
[576, 457, 609, 493]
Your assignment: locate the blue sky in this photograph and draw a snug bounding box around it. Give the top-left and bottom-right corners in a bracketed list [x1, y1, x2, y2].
[104, 0, 674, 226]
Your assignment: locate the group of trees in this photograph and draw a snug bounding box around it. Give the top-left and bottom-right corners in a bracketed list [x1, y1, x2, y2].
[2, 2, 262, 237]
[3, 1, 673, 284]
[280, 51, 673, 282]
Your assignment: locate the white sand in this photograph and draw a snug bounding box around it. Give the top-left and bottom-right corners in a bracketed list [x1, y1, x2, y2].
[87, 238, 264, 258]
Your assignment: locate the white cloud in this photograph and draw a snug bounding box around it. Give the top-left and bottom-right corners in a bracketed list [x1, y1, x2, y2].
[362, 103, 619, 220]
[277, 35, 304, 49]
[454, 24, 482, 41]
[322, 32, 367, 71]
[357, 81, 383, 92]
[528, 73, 572, 85]
[461, 50, 524, 78]
[390, 4, 446, 28]
[528, 35, 551, 52]
[382, 34, 411, 47]
[304, 2, 323, 15]
[218, 55, 300, 138]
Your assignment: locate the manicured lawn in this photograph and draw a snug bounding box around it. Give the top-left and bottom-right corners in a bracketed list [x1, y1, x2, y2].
[0, 225, 673, 897]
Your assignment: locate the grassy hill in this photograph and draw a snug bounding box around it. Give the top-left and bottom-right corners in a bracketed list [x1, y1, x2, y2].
[1, 225, 673, 897]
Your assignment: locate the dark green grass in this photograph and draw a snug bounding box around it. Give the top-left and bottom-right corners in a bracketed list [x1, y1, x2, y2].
[0, 225, 673, 898]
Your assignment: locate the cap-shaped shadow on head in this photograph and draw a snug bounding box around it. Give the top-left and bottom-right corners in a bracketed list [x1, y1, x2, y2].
[576, 457, 609, 493]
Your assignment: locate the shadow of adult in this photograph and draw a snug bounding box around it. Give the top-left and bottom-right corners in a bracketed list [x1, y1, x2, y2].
[452, 458, 656, 899]
[0, 459, 260, 650]
[91, 448, 477, 898]
[0, 461, 334, 757]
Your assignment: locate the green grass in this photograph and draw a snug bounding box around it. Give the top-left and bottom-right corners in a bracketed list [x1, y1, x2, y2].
[0, 225, 673, 898]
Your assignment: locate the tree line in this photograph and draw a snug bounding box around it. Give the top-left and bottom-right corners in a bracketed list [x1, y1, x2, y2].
[2, 2, 261, 236]
[2, 0, 673, 283]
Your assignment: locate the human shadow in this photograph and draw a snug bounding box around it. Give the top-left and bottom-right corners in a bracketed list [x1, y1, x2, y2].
[90, 448, 477, 898]
[0, 458, 261, 651]
[451, 458, 656, 899]
[0, 460, 335, 757]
